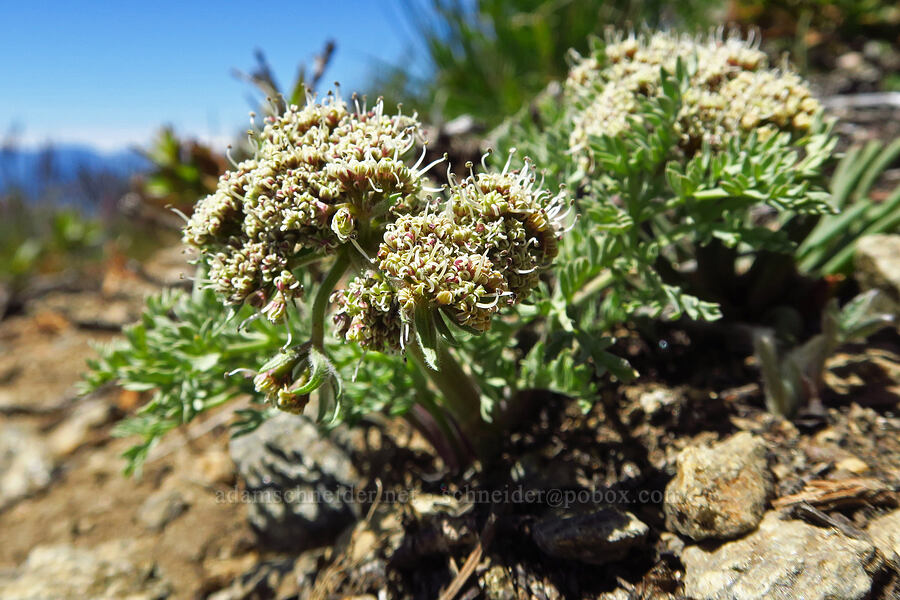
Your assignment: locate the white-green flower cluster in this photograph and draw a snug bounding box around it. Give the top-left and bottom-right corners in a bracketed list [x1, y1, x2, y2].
[330, 270, 402, 351]
[449, 162, 565, 300]
[183, 95, 422, 320]
[332, 156, 571, 351]
[183, 92, 569, 360]
[568, 30, 821, 166]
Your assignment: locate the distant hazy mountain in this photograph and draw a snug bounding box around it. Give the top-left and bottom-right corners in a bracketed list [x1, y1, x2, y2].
[0, 144, 148, 206]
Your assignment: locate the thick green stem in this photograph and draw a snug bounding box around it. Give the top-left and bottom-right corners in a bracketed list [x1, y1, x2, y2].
[407, 340, 499, 465]
[311, 249, 351, 349]
[571, 270, 615, 308]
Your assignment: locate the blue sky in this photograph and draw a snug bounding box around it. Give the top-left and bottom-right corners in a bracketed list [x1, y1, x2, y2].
[0, 1, 431, 152]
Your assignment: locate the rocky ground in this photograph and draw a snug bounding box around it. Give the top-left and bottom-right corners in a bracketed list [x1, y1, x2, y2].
[0, 241, 898, 600]
[1, 108, 900, 599]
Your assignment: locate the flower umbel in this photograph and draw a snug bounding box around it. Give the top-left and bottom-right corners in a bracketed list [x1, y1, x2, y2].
[333, 153, 571, 351]
[179, 91, 569, 425]
[330, 270, 402, 351]
[252, 345, 312, 414]
[183, 94, 422, 316]
[568, 30, 821, 166]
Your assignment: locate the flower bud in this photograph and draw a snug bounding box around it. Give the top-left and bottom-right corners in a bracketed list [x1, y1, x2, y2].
[330, 205, 356, 242]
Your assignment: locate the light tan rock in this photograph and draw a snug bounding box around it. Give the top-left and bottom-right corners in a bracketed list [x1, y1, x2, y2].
[868, 509, 900, 565]
[664, 432, 772, 540]
[0, 540, 170, 600]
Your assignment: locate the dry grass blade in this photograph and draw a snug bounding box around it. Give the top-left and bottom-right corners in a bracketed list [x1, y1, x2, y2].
[438, 509, 498, 600]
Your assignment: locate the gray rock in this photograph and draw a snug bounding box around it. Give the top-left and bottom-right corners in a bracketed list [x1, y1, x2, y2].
[533, 507, 649, 565]
[229, 413, 360, 551]
[0, 423, 55, 510]
[0, 540, 170, 599]
[867, 509, 900, 565]
[664, 432, 772, 540]
[683, 512, 879, 600]
[510, 450, 580, 490]
[137, 489, 188, 532]
[856, 234, 900, 310]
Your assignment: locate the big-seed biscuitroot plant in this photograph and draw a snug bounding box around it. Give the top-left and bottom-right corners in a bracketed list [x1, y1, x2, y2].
[84, 91, 576, 471]
[564, 29, 835, 318]
[495, 29, 843, 388]
[86, 29, 855, 473]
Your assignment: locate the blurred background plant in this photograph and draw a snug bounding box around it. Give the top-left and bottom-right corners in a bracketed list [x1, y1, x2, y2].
[732, 0, 900, 91]
[796, 138, 900, 276]
[754, 289, 894, 418]
[135, 127, 224, 216]
[373, 0, 724, 126]
[487, 28, 900, 419]
[0, 195, 102, 292]
[0, 130, 157, 317]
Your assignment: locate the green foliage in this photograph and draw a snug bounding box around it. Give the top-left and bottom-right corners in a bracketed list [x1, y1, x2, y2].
[499, 29, 900, 421]
[546, 61, 835, 324]
[797, 138, 900, 276]
[83, 272, 439, 473]
[82, 286, 286, 473]
[0, 196, 104, 291]
[754, 290, 894, 416]
[455, 283, 613, 419]
[488, 31, 871, 414]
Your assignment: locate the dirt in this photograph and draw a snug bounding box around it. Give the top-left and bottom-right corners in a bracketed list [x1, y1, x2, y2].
[1, 262, 898, 599]
[0, 252, 261, 599]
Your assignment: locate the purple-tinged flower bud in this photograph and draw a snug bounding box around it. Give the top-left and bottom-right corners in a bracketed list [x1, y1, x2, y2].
[330, 205, 356, 242]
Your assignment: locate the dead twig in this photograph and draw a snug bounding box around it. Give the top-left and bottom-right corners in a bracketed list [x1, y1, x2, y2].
[821, 92, 900, 111]
[773, 477, 899, 511]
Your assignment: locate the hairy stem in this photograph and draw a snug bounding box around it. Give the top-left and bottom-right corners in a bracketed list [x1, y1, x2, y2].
[311, 249, 351, 349]
[571, 270, 615, 307]
[407, 340, 499, 465]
